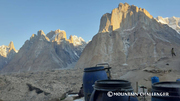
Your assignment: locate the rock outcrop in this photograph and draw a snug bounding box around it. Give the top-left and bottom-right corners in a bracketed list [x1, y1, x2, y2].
[1, 29, 86, 73]
[75, 3, 180, 69]
[0, 42, 17, 70]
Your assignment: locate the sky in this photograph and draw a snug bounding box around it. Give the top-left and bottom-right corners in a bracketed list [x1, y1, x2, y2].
[0, 0, 180, 50]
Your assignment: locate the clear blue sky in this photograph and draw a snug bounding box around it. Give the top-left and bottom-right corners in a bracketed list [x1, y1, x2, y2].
[0, 0, 180, 50]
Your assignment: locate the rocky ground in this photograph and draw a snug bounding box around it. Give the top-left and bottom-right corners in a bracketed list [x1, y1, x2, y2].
[0, 55, 180, 101]
[0, 68, 84, 101]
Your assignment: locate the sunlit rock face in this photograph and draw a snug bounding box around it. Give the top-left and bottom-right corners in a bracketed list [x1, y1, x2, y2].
[75, 3, 180, 69]
[99, 3, 153, 33]
[1, 29, 87, 73]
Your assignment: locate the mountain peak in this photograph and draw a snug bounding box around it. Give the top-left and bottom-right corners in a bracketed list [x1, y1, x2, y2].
[118, 2, 129, 11]
[55, 29, 67, 40]
[38, 30, 45, 36]
[8, 41, 16, 53]
[157, 16, 163, 19]
[99, 3, 153, 33]
[8, 41, 14, 47]
[30, 34, 36, 39]
[75, 3, 180, 72]
[117, 3, 152, 18]
[55, 29, 61, 33]
[156, 16, 180, 33]
[68, 35, 73, 43]
[0, 41, 17, 58]
[71, 35, 86, 46]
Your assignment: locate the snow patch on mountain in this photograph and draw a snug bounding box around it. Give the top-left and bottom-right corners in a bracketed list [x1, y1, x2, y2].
[0, 42, 18, 70]
[123, 27, 135, 32]
[72, 35, 86, 46]
[0, 42, 18, 57]
[156, 16, 180, 33]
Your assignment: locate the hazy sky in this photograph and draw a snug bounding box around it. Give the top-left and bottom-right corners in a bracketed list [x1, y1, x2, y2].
[0, 0, 180, 49]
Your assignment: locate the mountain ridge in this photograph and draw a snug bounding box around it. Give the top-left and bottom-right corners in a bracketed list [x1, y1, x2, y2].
[1, 29, 87, 73]
[156, 16, 180, 33]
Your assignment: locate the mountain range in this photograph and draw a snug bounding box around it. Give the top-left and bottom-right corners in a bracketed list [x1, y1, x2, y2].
[0, 29, 86, 73]
[0, 3, 180, 73]
[1, 2, 180, 101]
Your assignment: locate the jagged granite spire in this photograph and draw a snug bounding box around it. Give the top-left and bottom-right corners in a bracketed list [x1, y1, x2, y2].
[38, 30, 45, 36]
[0, 41, 18, 70]
[8, 41, 17, 53]
[68, 35, 73, 43]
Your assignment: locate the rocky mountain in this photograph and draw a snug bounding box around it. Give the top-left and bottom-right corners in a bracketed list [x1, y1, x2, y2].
[1, 3, 180, 101]
[1, 29, 86, 73]
[75, 3, 180, 69]
[156, 16, 180, 33]
[0, 42, 18, 70]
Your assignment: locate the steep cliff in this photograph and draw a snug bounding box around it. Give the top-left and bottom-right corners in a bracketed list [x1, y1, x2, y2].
[75, 3, 180, 69]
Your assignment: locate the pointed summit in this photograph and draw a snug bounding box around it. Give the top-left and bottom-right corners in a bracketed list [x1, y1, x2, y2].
[37, 30, 50, 41]
[55, 29, 61, 33]
[8, 41, 14, 47]
[0, 42, 17, 69]
[38, 30, 45, 36]
[55, 29, 67, 40]
[53, 29, 67, 41]
[156, 16, 180, 33]
[68, 35, 74, 43]
[30, 34, 36, 39]
[8, 41, 16, 53]
[68, 35, 86, 46]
